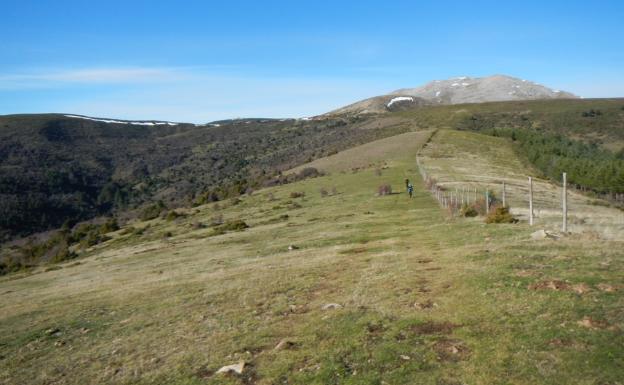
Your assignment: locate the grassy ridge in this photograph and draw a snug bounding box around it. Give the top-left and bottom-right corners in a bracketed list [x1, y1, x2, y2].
[1, 130, 622, 384]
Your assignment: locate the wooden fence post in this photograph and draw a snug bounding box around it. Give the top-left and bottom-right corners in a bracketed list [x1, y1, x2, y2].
[502, 181, 506, 207]
[562, 172, 567, 233]
[529, 177, 533, 226]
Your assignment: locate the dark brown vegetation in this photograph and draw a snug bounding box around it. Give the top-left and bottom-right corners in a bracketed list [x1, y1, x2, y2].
[0, 114, 403, 241]
[377, 184, 392, 196]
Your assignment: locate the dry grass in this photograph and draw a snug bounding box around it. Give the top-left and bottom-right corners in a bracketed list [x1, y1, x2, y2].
[289, 130, 433, 174]
[1, 129, 622, 385]
[418, 129, 624, 239]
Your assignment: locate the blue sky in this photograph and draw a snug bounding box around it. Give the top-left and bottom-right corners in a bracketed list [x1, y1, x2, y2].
[1, 0, 623, 122]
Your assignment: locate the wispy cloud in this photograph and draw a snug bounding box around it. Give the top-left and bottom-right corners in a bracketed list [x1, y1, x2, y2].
[0, 67, 184, 89]
[0, 66, 395, 122]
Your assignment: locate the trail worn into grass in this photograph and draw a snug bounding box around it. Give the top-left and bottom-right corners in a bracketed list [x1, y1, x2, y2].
[1, 130, 623, 385]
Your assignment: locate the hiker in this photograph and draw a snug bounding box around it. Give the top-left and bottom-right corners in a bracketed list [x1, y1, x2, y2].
[407, 182, 414, 198]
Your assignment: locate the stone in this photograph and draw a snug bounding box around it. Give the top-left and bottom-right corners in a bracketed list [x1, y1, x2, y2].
[322, 303, 342, 310]
[274, 338, 297, 351]
[216, 361, 245, 375]
[530, 229, 560, 240]
[45, 328, 61, 336]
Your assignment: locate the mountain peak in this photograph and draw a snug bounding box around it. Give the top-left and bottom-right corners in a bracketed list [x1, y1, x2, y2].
[327, 74, 578, 116]
[394, 74, 577, 104]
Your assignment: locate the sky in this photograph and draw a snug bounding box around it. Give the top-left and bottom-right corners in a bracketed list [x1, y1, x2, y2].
[1, 0, 623, 123]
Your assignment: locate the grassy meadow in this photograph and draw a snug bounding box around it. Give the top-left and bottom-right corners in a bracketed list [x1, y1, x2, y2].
[418, 129, 624, 239]
[1, 129, 622, 385]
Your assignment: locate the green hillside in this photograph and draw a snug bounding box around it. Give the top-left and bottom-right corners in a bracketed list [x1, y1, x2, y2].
[2, 98, 623, 243]
[0, 114, 413, 241]
[1, 129, 622, 385]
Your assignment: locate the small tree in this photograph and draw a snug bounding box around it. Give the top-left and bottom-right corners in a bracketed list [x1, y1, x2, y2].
[378, 184, 392, 196]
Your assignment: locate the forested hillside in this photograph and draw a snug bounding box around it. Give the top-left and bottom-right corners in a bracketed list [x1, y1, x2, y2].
[2, 98, 623, 242]
[0, 114, 411, 241]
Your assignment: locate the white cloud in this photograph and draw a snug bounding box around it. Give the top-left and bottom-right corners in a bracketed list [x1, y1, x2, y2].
[0, 67, 392, 122]
[0, 67, 184, 89]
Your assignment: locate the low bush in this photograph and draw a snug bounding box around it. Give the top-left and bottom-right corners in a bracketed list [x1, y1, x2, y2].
[485, 206, 518, 224]
[99, 218, 119, 234]
[290, 191, 305, 198]
[319, 188, 328, 197]
[141, 201, 166, 221]
[378, 184, 392, 196]
[191, 221, 205, 230]
[213, 220, 249, 235]
[165, 210, 186, 221]
[460, 204, 479, 217]
[210, 214, 224, 227]
[120, 227, 135, 235]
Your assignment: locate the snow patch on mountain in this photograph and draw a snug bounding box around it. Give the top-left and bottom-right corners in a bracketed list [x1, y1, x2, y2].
[64, 114, 179, 126]
[387, 96, 414, 107]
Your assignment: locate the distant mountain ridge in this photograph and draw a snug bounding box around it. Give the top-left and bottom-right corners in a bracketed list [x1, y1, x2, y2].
[327, 74, 578, 115]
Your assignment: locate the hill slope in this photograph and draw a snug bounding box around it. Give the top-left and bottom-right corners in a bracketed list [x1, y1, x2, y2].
[1, 129, 622, 384]
[0, 113, 413, 241]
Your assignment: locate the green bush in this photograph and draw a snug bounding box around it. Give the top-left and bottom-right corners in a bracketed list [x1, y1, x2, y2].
[165, 210, 186, 221]
[212, 220, 249, 235]
[460, 204, 479, 217]
[99, 218, 119, 234]
[141, 201, 166, 221]
[485, 206, 518, 224]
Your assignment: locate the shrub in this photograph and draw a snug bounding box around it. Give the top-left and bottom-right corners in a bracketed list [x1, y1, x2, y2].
[191, 221, 205, 230]
[120, 226, 135, 235]
[320, 187, 328, 197]
[460, 204, 479, 217]
[378, 184, 392, 196]
[299, 167, 321, 179]
[50, 241, 76, 263]
[141, 201, 166, 221]
[290, 191, 305, 198]
[210, 214, 224, 227]
[213, 220, 249, 235]
[485, 206, 518, 224]
[99, 218, 119, 234]
[166, 210, 186, 221]
[132, 227, 145, 236]
[424, 176, 437, 190]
